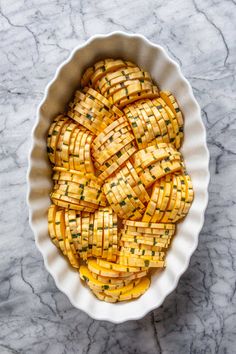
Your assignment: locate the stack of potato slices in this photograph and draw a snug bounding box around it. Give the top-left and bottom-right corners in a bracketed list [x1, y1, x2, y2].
[124, 96, 183, 149]
[142, 172, 194, 223]
[47, 58, 194, 303]
[68, 88, 123, 136]
[118, 220, 176, 268]
[81, 58, 159, 108]
[81, 59, 136, 87]
[92, 116, 137, 180]
[79, 259, 150, 302]
[131, 143, 183, 188]
[103, 164, 147, 220]
[51, 167, 106, 212]
[47, 116, 94, 173]
[48, 205, 118, 264]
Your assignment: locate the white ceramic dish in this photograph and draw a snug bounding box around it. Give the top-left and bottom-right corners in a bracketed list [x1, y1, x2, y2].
[27, 32, 210, 323]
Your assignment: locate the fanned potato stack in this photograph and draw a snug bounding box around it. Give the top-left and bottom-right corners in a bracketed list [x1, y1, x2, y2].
[47, 58, 194, 303]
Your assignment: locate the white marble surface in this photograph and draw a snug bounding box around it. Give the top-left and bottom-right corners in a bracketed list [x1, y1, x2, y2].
[0, 0, 235, 353]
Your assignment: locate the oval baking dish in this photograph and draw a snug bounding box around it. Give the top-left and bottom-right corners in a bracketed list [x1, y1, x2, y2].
[27, 32, 210, 323]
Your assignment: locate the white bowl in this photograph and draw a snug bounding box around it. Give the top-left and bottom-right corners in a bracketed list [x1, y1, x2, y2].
[27, 32, 210, 323]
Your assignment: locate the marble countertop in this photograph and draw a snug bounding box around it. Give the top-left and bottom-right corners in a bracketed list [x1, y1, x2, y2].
[1, 0, 235, 353]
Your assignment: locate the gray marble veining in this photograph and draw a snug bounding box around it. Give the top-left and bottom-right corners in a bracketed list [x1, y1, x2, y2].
[0, 0, 235, 353]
